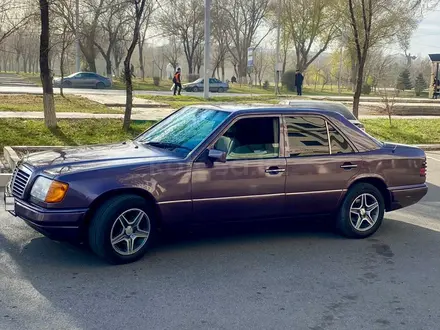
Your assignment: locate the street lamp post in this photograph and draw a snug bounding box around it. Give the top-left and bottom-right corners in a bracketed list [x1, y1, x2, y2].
[203, 0, 211, 99]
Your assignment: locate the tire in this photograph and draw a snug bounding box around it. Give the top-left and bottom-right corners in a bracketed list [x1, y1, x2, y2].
[96, 82, 105, 89]
[88, 194, 156, 264]
[336, 183, 385, 238]
[218, 87, 224, 93]
[192, 86, 199, 92]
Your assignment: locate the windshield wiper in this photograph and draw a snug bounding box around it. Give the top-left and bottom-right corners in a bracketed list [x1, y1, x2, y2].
[144, 141, 192, 151]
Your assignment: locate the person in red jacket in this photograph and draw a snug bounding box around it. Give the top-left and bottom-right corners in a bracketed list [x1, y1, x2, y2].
[173, 68, 182, 96]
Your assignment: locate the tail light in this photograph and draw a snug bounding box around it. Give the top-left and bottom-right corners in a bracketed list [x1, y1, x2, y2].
[420, 159, 427, 177]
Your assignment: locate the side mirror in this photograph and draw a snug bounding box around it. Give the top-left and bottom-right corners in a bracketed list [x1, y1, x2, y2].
[208, 149, 227, 163]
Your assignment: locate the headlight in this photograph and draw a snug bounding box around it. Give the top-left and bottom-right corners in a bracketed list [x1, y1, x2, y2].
[31, 177, 69, 203]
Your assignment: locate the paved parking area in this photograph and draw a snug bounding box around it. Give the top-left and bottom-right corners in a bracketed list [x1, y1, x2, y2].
[0, 154, 439, 330]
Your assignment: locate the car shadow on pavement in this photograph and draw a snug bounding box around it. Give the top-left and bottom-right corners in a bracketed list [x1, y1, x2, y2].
[2, 213, 440, 330]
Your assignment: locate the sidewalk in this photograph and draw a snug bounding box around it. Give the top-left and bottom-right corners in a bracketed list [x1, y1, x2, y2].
[0, 109, 176, 121]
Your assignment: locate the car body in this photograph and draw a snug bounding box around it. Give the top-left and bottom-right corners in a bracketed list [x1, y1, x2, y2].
[278, 100, 365, 131]
[183, 78, 229, 93]
[53, 72, 112, 89]
[3, 103, 428, 264]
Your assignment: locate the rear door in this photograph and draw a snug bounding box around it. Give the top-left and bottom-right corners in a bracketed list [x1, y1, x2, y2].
[283, 115, 362, 216]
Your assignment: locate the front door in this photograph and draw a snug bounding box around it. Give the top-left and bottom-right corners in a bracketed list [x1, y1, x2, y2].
[283, 115, 362, 216]
[191, 116, 287, 222]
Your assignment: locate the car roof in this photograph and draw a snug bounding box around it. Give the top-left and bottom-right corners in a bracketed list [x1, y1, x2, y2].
[185, 103, 352, 120]
[278, 100, 357, 120]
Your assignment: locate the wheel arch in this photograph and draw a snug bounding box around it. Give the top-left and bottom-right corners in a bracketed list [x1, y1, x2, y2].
[346, 176, 391, 211]
[81, 188, 163, 235]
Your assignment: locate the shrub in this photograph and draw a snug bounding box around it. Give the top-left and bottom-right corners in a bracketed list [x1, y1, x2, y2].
[263, 80, 270, 90]
[414, 73, 426, 96]
[362, 83, 371, 95]
[187, 74, 199, 82]
[153, 76, 160, 86]
[281, 70, 296, 92]
[396, 68, 412, 91]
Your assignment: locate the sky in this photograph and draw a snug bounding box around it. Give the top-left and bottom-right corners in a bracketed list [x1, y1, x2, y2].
[410, 10, 440, 57]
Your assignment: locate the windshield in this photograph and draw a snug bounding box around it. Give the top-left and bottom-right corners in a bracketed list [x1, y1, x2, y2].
[193, 78, 203, 83]
[136, 107, 230, 156]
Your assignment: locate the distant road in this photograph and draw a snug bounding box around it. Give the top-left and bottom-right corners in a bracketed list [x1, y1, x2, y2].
[0, 85, 261, 98]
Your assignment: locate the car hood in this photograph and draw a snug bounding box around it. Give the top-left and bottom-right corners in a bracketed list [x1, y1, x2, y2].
[21, 141, 180, 175]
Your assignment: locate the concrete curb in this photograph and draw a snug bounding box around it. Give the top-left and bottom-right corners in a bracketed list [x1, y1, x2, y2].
[3, 146, 20, 169]
[103, 103, 169, 109]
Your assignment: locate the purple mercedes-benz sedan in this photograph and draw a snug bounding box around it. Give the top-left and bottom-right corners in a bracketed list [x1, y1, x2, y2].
[3, 104, 428, 264]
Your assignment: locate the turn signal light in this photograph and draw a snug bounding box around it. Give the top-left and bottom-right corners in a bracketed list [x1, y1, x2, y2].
[45, 181, 69, 203]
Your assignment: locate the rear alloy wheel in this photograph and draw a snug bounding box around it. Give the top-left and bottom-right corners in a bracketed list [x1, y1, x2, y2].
[218, 87, 224, 93]
[336, 183, 385, 238]
[192, 86, 199, 92]
[96, 82, 105, 89]
[88, 195, 156, 264]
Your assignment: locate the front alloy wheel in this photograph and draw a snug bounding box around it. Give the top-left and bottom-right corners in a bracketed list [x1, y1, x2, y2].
[89, 195, 156, 264]
[110, 208, 150, 256]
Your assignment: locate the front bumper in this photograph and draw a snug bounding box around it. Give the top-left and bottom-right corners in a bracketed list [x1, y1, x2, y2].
[3, 188, 87, 241]
[388, 183, 428, 211]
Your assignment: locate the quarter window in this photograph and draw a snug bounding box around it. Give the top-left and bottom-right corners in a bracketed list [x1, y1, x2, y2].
[285, 116, 329, 157]
[327, 123, 354, 154]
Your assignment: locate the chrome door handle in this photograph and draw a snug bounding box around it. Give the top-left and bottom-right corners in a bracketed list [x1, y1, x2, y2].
[265, 167, 286, 174]
[340, 163, 358, 170]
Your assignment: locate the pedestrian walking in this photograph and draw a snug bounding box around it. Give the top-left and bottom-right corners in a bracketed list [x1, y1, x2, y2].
[173, 68, 182, 96]
[295, 70, 304, 96]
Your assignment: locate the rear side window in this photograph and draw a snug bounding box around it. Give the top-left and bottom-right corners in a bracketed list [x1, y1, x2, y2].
[327, 123, 355, 154]
[285, 116, 329, 157]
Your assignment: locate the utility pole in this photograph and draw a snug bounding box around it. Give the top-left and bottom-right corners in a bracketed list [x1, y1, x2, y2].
[203, 0, 211, 99]
[274, 0, 281, 95]
[75, 0, 80, 72]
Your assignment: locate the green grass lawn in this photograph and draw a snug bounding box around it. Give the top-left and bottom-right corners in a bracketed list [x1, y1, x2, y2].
[138, 94, 285, 109]
[19, 73, 42, 86]
[0, 119, 153, 150]
[1, 118, 439, 152]
[363, 119, 440, 144]
[0, 94, 122, 113]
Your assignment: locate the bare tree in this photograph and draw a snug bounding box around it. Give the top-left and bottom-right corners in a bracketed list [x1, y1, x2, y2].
[162, 36, 181, 72]
[39, 0, 57, 128]
[138, 0, 155, 80]
[280, 0, 338, 73]
[378, 88, 399, 126]
[253, 48, 272, 86]
[0, 1, 35, 46]
[11, 31, 26, 73]
[158, 0, 203, 74]
[221, 0, 272, 82]
[123, 0, 148, 131]
[152, 46, 167, 78]
[346, 0, 423, 117]
[211, 0, 230, 80]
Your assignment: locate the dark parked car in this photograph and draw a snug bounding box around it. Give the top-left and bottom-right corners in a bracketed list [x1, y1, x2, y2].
[3, 104, 428, 264]
[183, 78, 229, 93]
[53, 72, 112, 89]
[279, 100, 365, 131]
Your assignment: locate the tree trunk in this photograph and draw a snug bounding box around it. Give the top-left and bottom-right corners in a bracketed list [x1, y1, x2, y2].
[138, 40, 145, 80]
[352, 59, 365, 118]
[104, 56, 112, 77]
[123, 0, 146, 131]
[28, 59, 32, 73]
[39, 0, 56, 128]
[16, 56, 20, 74]
[86, 57, 96, 72]
[60, 46, 65, 98]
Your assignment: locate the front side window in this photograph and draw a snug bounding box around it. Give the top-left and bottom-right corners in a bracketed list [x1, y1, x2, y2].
[137, 107, 230, 156]
[214, 117, 280, 160]
[285, 116, 329, 157]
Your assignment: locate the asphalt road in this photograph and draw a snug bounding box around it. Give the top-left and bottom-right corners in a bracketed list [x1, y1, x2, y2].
[0, 85, 259, 98]
[1, 153, 440, 330]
